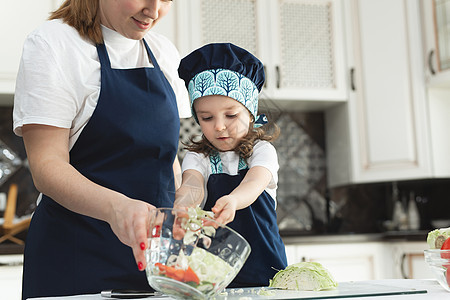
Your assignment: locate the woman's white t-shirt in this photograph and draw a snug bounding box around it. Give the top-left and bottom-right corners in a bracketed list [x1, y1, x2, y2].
[13, 19, 191, 149]
[181, 140, 279, 208]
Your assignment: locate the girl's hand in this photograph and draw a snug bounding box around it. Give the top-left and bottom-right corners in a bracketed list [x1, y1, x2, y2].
[107, 196, 155, 271]
[212, 195, 238, 225]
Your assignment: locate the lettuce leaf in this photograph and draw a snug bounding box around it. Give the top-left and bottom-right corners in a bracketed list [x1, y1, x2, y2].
[427, 227, 450, 249]
[269, 262, 337, 291]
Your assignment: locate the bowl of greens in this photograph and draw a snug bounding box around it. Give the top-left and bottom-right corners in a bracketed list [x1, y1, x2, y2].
[425, 227, 450, 292]
[145, 207, 251, 299]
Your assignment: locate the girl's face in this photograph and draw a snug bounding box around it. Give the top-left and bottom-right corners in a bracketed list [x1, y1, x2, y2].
[99, 0, 172, 40]
[194, 95, 252, 152]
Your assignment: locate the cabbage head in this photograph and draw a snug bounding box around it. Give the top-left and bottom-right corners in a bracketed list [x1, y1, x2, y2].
[269, 262, 337, 291]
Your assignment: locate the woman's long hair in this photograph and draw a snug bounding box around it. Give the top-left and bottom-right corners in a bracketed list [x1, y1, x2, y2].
[49, 0, 103, 44]
[184, 118, 280, 159]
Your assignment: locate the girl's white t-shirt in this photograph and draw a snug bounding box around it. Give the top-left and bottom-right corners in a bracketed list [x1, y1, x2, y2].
[181, 140, 279, 207]
[13, 19, 191, 150]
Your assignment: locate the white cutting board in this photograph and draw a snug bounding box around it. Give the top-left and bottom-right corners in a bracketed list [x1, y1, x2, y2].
[216, 281, 427, 299]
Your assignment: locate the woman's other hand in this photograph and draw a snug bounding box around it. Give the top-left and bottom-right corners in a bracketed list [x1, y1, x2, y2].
[107, 196, 155, 271]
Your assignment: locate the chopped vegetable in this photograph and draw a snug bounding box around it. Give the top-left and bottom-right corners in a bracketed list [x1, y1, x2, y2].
[151, 208, 234, 295]
[427, 227, 450, 249]
[269, 262, 337, 291]
[184, 266, 200, 284]
[441, 237, 450, 250]
[181, 207, 216, 246]
[154, 263, 200, 285]
[187, 247, 234, 284]
[441, 238, 450, 261]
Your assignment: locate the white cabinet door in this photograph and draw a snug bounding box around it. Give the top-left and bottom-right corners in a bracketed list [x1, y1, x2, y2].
[420, 0, 450, 88]
[176, 0, 347, 110]
[265, 0, 347, 106]
[325, 0, 432, 187]
[389, 241, 434, 280]
[0, 1, 57, 95]
[285, 241, 433, 281]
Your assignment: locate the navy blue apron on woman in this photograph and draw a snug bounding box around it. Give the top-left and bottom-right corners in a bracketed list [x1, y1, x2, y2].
[203, 153, 287, 288]
[22, 39, 179, 299]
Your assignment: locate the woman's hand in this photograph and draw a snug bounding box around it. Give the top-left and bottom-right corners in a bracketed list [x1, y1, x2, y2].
[106, 196, 156, 271]
[211, 195, 238, 225]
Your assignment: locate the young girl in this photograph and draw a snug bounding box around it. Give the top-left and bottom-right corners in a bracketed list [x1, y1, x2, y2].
[176, 43, 287, 287]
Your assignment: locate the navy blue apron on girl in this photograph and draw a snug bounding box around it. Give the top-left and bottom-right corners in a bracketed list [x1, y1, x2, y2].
[22, 39, 179, 299]
[203, 154, 288, 287]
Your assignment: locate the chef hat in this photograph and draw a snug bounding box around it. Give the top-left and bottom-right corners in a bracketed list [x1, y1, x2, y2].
[178, 43, 267, 127]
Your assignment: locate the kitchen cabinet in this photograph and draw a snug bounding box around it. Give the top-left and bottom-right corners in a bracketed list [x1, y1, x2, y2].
[285, 240, 434, 282]
[325, 0, 437, 187]
[175, 0, 347, 110]
[420, 0, 450, 88]
[0, 1, 61, 99]
[389, 241, 434, 280]
[285, 242, 393, 281]
[0, 254, 23, 300]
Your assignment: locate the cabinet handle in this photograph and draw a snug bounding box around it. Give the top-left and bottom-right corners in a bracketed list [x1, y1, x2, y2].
[275, 65, 280, 89]
[263, 65, 267, 88]
[400, 253, 408, 279]
[428, 50, 436, 75]
[350, 68, 356, 91]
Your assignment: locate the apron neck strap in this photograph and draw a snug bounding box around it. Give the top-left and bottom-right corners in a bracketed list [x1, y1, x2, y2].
[209, 152, 248, 174]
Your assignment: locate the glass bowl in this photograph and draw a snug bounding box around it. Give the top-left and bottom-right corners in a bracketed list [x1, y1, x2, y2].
[145, 208, 251, 299]
[424, 249, 450, 292]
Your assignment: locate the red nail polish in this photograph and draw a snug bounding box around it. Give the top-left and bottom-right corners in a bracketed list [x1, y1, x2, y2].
[140, 242, 146, 250]
[138, 262, 144, 270]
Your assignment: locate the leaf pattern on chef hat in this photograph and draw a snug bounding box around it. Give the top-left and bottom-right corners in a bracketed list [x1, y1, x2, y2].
[193, 71, 215, 95]
[187, 69, 260, 121]
[229, 90, 244, 104]
[240, 77, 256, 109]
[216, 70, 240, 95]
[204, 86, 226, 97]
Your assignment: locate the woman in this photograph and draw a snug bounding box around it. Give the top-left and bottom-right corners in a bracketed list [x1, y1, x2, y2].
[13, 0, 190, 298]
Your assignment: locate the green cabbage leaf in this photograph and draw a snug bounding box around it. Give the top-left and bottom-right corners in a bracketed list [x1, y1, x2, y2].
[427, 227, 450, 249]
[269, 262, 337, 291]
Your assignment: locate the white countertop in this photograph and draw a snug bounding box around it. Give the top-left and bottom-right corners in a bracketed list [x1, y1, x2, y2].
[30, 279, 449, 300]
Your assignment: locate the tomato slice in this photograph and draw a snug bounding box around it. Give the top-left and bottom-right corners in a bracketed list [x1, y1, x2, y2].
[441, 238, 450, 260]
[183, 266, 200, 285]
[154, 263, 200, 285]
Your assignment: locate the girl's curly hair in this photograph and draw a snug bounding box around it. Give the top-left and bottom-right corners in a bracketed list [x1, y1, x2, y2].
[183, 118, 280, 159]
